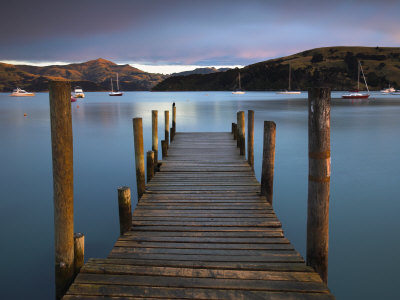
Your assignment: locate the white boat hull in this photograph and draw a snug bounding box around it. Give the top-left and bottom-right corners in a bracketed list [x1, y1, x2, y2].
[232, 91, 245, 94]
[10, 92, 35, 96]
[276, 91, 301, 94]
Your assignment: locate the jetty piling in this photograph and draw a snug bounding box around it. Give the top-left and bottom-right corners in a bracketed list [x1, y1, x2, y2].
[307, 87, 331, 284]
[133, 118, 145, 200]
[49, 81, 75, 300]
[146, 151, 155, 182]
[232, 123, 237, 140]
[73, 233, 84, 277]
[152, 110, 158, 167]
[161, 140, 168, 158]
[248, 110, 254, 169]
[261, 121, 276, 205]
[164, 111, 169, 149]
[237, 111, 245, 155]
[117, 186, 132, 235]
[172, 104, 176, 141]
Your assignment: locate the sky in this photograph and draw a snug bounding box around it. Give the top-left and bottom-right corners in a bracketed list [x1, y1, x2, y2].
[0, 0, 399, 74]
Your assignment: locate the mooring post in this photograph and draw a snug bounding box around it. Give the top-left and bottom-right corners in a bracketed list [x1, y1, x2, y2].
[133, 118, 145, 199]
[164, 111, 169, 148]
[161, 140, 168, 158]
[172, 103, 176, 140]
[152, 110, 158, 167]
[170, 127, 173, 143]
[147, 150, 155, 182]
[260, 121, 276, 205]
[236, 113, 241, 147]
[73, 233, 84, 276]
[306, 87, 331, 284]
[233, 123, 237, 140]
[117, 186, 132, 235]
[248, 110, 254, 169]
[237, 111, 245, 155]
[231, 123, 235, 134]
[49, 81, 74, 299]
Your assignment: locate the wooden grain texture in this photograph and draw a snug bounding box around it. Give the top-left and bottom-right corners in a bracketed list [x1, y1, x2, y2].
[307, 88, 331, 284]
[151, 110, 158, 165]
[133, 118, 145, 199]
[63, 132, 335, 300]
[49, 80, 75, 299]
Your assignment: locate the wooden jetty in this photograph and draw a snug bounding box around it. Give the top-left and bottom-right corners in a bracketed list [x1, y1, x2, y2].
[48, 82, 334, 299]
[63, 134, 334, 299]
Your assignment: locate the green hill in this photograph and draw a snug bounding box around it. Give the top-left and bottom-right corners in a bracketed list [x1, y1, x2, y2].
[0, 58, 167, 92]
[153, 46, 400, 91]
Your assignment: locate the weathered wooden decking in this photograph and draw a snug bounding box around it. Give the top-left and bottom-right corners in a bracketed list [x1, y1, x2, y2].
[64, 132, 335, 299]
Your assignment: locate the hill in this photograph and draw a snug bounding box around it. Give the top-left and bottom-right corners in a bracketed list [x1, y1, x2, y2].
[170, 67, 231, 77]
[153, 46, 400, 91]
[0, 58, 167, 92]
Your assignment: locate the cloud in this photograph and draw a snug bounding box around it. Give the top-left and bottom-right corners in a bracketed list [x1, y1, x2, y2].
[1, 0, 399, 65]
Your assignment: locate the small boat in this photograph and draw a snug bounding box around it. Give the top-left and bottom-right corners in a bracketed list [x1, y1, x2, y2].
[71, 96, 77, 102]
[276, 64, 301, 94]
[73, 86, 85, 98]
[10, 87, 35, 97]
[342, 61, 370, 99]
[109, 73, 123, 96]
[232, 72, 245, 94]
[380, 85, 395, 94]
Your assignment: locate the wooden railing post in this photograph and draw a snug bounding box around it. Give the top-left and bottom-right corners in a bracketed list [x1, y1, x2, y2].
[133, 118, 145, 199]
[237, 111, 245, 155]
[152, 110, 158, 166]
[248, 110, 254, 169]
[172, 103, 176, 140]
[147, 150, 154, 182]
[73, 233, 85, 276]
[164, 111, 169, 148]
[49, 81, 75, 300]
[161, 140, 168, 158]
[117, 186, 132, 235]
[306, 87, 331, 284]
[260, 121, 276, 205]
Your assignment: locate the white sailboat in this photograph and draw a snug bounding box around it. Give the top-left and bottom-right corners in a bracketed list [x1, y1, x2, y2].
[10, 87, 35, 96]
[342, 61, 370, 99]
[276, 64, 301, 94]
[109, 73, 123, 96]
[232, 72, 245, 94]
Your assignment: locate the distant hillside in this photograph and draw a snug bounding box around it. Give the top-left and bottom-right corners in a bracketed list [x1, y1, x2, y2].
[153, 46, 400, 91]
[170, 67, 231, 77]
[0, 58, 167, 92]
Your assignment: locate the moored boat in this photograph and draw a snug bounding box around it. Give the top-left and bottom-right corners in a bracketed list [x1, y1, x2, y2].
[380, 86, 395, 94]
[232, 72, 245, 94]
[73, 86, 85, 98]
[276, 63, 301, 95]
[342, 60, 370, 99]
[71, 96, 77, 102]
[10, 88, 35, 97]
[109, 73, 123, 96]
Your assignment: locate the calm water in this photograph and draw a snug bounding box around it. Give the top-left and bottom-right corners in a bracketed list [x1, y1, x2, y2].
[1, 91, 399, 299]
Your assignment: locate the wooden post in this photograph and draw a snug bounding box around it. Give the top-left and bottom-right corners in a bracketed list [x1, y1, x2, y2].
[170, 127, 173, 143]
[306, 87, 331, 284]
[233, 123, 237, 140]
[164, 111, 169, 148]
[237, 111, 245, 155]
[161, 140, 167, 158]
[152, 110, 158, 166]
[133, 118, 145, 199]
[117, 186, 132, 235]
[236, 113, 241, 147]
[49, 81, 74, 300]
[260, 121, 276, 205]
[231, 123, 235, 134]
[147, 151, 154, 182]
[248, 110, 254, 169]
[172, 104, 176, 139]
[73, 233, 84, 276]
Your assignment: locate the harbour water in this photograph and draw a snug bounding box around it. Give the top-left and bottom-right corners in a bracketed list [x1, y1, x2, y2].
[0, 91, 399, 299]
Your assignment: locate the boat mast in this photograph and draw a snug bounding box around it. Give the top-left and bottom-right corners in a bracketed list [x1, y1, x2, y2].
[238, 73, 241, 90]
[116, 73, 120, 92]
[110, 78, 114, 93]
[359, 61, 369, 94]
[288, 64, 291, 91]
[357, 60, 360, 91]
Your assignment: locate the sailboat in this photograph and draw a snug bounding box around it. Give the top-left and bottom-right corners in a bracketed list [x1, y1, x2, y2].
[232, 72, 245, 94]
[276, 64, 301, 94]
[342, 61, 370, 99]
[109, 73, 123, 96]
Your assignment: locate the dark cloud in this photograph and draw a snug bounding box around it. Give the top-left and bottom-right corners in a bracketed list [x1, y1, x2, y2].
[0, 0, 399, 65]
